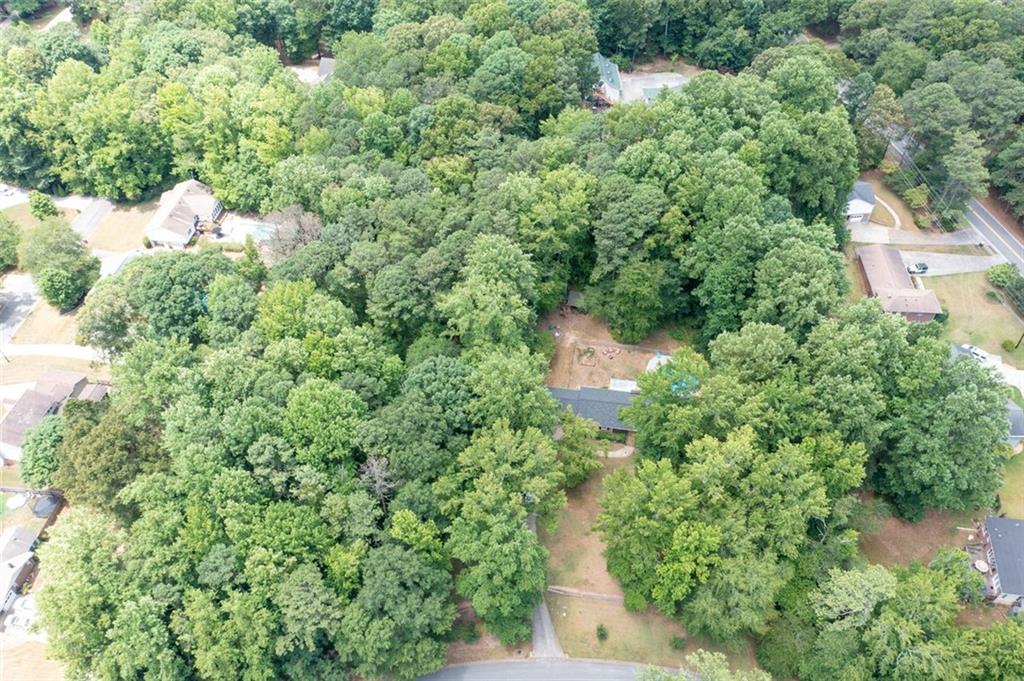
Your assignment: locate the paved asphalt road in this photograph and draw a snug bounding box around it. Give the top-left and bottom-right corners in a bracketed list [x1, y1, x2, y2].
[967, 199, 1024, 274]
[420, 659, 646, 681]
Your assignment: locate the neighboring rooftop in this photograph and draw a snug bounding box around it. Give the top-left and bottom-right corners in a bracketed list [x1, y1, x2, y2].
[549, 386, 636, 431]
[855, 244, 941, 318]
[0, 391, 59, 454]
[986, 516, 1024, 597]
[1008, 401, 1024, 444]
[317, 57, 336, 82]
[592, 53, 621, 93]
[0, 372, 105, 459]
[0, 528, 38, 564]
[34, 369, 87, 402]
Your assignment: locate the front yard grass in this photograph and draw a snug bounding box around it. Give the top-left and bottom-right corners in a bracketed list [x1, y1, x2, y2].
[539, 457, 631, 594]
[11, 302, 79, 345]
[89, 200, 158, 251]
[540, 458, 761, 673]
[927, 272, 1024, 366]
[2, 203, 77, 231]
[547, 594, 760, 671]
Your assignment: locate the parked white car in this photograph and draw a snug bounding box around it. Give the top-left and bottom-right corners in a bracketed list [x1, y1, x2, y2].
[963, 345, 990, 363]
[3, 611, 32, 631]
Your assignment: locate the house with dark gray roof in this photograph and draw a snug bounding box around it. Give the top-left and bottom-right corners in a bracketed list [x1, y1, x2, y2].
[984, 516, 1024, 604]
[592, 53, 622, 103]
[846, 180, 876, 223]
[549, 386, 636, 432]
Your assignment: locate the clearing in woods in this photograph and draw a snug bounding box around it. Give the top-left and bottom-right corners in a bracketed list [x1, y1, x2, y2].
[542, 309, 678, 390]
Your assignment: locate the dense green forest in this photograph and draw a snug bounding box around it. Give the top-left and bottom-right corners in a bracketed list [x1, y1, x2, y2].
[593, 0, 1024, 221]
[2, 0, 1023, 679]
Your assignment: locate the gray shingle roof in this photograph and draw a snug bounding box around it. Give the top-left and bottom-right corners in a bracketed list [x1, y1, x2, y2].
[549, 386, 635, 431]
[848, 180, 875, 205]
[592, 53, 621, 92]
[987, 516, 1024, 597]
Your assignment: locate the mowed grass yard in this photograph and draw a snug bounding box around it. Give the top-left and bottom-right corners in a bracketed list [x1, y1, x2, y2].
[999, 453, 1024, 518]
[11, 301, 79, 344]
[540, 458, 760, 672]
[3, 203, 78, 231]
[928, 272, 1024, 366]
[89, 200, 158, 251]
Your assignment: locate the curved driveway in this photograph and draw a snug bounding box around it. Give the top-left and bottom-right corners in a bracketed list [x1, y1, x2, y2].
[420, 659, 644, 681]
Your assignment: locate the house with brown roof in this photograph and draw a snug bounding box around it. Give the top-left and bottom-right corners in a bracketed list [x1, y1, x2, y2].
[855, 244, 942, 322]
[145, 180, 224, 249]
[0, 370, 107, 463]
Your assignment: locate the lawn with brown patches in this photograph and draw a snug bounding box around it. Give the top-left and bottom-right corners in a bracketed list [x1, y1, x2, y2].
[539, 457, 632, 595]
[957, 604, 1008, 628]
[11, 302, 79, 345]
[88, 200, 158, 251]
[927, 272, 1024, 366]
[547, 594, 760, 671]
[2, 204, 78, 231]
[0, 357, 109, 385]
[859, 501, 978, 567]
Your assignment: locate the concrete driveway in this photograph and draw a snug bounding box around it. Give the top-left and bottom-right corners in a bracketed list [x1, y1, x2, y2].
[0, 274, 39, 346]
[63, 197, 112, 240]
[531, 598, 564, 659]
[898, 250, 1005, 277]
[0, 185, 28, 210]
[419, 660, 646, 681]
[850, 223, 981, 246]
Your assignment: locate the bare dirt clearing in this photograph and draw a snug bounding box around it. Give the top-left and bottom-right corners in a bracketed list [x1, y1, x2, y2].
[542, 311, 678, 390]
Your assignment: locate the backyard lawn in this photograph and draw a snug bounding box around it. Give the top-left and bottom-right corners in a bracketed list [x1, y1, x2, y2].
[928, 272, 1024, 366]
[858, 493, 978, 567]
[999, 453, 1024, 518]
